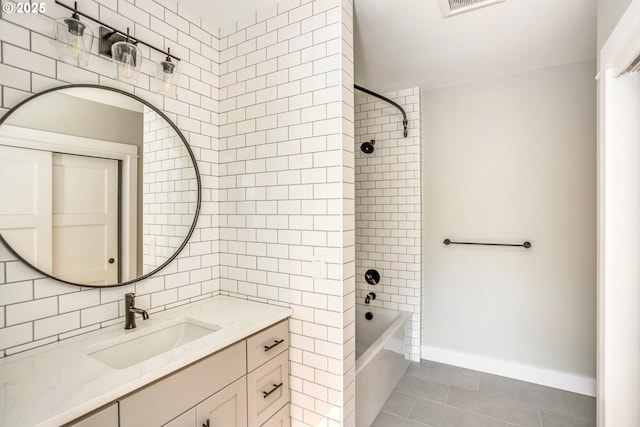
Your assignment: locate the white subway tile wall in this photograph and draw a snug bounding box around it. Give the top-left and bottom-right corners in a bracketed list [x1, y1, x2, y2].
[142, 106, 199, 274]
[354, 88, 422, 362]
[0, 0, 220, 357]
[215, 0, 355, 425]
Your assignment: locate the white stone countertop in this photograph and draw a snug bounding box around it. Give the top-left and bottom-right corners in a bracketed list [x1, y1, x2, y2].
[0, 296, 292, 427]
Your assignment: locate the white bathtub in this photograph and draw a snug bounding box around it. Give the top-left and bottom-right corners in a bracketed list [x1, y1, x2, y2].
[355, 304, 412, 427]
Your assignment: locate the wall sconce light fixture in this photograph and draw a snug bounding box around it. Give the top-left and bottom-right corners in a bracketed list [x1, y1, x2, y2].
[54, 1, 94, 67]
[104, 28, 143, 84]
[54, 0, 181, 91]
[157, 48, 180, 96]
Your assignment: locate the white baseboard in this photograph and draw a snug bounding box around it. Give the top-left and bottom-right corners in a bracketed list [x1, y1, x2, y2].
[421, 345, 596, 397]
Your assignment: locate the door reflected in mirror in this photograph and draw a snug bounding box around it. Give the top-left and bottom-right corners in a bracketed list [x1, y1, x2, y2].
[0, 85, 200, 287]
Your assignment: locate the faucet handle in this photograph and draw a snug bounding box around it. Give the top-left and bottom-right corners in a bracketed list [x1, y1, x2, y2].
[365, 269, 380, 285]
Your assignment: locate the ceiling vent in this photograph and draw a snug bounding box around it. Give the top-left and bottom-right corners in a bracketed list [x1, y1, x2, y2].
[439, 0, 506, 18]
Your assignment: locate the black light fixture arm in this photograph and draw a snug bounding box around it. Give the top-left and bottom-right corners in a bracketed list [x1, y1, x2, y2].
[354, 84, 408, 137]
[54, 0, 181, 61]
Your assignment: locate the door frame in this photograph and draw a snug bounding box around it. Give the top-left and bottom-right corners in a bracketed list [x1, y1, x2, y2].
[597, 0, 640, 425]
[0, 124, 139, 282]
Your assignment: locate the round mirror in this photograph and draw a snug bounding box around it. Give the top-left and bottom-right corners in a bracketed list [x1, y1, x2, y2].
[0, 85, 201, 287]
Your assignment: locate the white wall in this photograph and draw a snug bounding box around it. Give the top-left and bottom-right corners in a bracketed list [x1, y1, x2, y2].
[422, 60, 597, 390]
[354, 88, 421, 362]
[598, 0, 633, 50]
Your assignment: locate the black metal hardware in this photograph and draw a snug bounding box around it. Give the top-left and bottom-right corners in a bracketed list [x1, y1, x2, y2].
[124, 293, 149, 329]
[364, 292, 376, 304]
[55, 0, 181, 61]
[108, 258, 115, 264]
[365, 311, 373, 320]
[443, 239, 532, 249]
[263, 382, 283, 398]
[264, 339, 285, 352]
[354, 84, 408, 137]
[364, 269, 380, 285]
[361, 139, 375, 154]
[202, 420, 210, 427]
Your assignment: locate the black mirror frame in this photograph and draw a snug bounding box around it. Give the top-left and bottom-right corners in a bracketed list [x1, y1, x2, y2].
[0, 84, 202, 288]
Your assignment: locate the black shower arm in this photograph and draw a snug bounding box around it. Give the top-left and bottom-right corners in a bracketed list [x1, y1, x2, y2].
[354, 84, 409, 137]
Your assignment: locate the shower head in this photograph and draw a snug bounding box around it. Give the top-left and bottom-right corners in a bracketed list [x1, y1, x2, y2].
[360, 139, 375, 154]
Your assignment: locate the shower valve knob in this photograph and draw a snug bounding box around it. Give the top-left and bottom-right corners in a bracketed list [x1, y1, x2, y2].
[364, 269, 380, 285]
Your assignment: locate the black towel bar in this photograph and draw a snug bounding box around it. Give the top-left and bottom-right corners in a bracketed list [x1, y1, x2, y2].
[443, 239, 532, 249]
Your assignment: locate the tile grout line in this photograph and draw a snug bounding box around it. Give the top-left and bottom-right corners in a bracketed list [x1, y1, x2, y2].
[379, 362, 596, 426]
[408, 369, 548, 426]
[406, 391, 419, 420]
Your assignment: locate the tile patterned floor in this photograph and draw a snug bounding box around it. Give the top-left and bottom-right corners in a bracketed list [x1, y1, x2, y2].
[372, 361, 596, 427]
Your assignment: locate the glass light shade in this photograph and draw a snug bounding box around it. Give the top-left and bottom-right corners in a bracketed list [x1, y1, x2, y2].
[112, 41, 143, 84]
[156, 58, 179, 97]
[54, 17, 94, 67]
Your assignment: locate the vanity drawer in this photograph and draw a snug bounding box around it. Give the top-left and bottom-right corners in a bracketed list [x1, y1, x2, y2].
[247, 349, 289, 426]
[247, 320, 289, 372]
[261, 404, 290, 427]
[65, 403, 118, 427]
[119, 341, 246, 427]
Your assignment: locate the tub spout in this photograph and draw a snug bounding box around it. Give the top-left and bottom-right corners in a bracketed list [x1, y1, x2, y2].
[365, 292, 376, 304]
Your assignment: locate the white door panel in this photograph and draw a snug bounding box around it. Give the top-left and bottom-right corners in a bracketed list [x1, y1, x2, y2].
[0, 145, 52, 271]
[52, 153, 118, 285]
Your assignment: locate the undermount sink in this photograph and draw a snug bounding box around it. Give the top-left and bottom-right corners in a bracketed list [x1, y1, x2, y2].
[86, 318, 220, 369]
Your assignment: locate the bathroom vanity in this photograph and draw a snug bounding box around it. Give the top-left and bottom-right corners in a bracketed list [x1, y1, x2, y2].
[0, 296, 292, 427]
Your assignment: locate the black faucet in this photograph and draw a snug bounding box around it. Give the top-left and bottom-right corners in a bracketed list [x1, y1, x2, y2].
[364, 292, 376, 304]
[124, 293, 149, 329]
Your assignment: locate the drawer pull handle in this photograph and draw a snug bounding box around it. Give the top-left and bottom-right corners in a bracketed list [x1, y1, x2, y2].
[264, 339, 285, 352]
[263, 382, 283, 398]
[202, 420, 210, 427]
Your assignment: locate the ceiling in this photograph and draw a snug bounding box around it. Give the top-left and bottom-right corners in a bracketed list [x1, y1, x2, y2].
[178, 0, 597, 91]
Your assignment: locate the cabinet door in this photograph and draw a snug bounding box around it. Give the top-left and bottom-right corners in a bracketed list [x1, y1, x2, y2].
[196, 377, 247, 427]
[65, 403, 118, 427]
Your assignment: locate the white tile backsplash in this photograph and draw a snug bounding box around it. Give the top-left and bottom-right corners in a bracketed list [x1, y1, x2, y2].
[58, 290, 101, 314]
[33, 312, 79, 340]
[0, 323, 32, 350]
[6, 297, 58, 326]
[0, 281, 32, 305]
